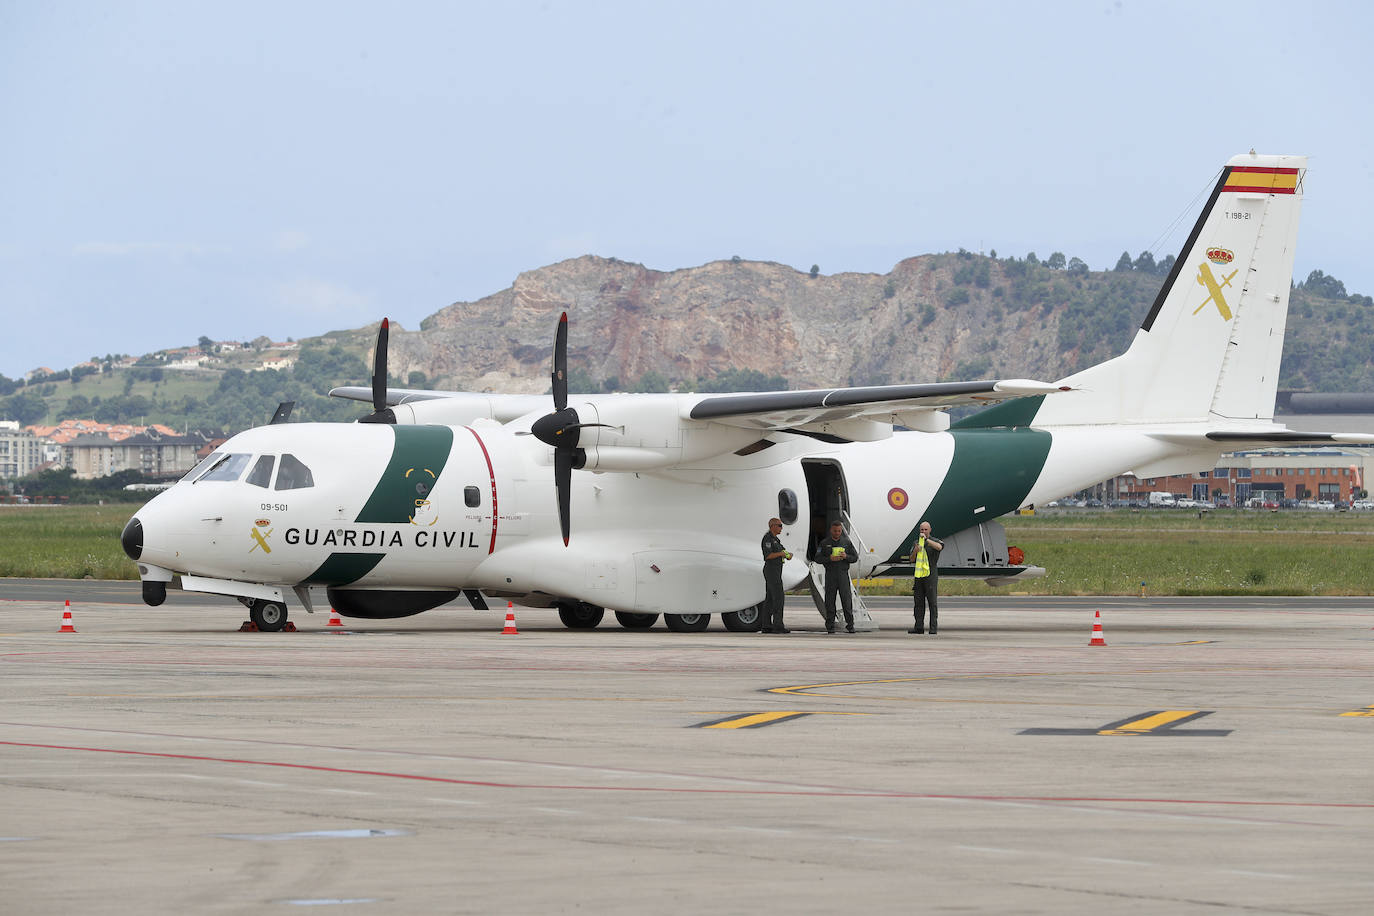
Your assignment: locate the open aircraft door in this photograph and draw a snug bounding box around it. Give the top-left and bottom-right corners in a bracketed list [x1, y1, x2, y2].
[800, 459, 878, 631]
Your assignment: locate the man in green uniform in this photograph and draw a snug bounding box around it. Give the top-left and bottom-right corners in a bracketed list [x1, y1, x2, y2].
[814, 520, 857, 633]
[760, 517, 792, 633]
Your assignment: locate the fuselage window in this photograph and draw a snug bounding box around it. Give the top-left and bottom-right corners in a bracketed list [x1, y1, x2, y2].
[245, 455, 276, 488]
[464, 486, 481, 508]
[778, 488, 799, 525]
[275, 453, 315, 490]
[197, 453, 251, 483]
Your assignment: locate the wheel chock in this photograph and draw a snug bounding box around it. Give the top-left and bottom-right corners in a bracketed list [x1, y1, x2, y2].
[239, 620, 258, 632]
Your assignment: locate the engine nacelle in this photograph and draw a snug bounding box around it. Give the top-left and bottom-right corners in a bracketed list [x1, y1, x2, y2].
[574, 397, 760, 470]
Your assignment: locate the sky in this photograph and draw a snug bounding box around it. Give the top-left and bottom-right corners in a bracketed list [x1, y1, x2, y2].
[3, 0, 1372, 379]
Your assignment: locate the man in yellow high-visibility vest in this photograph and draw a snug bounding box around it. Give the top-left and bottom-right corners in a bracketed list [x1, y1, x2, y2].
[908, 520, 944, 635]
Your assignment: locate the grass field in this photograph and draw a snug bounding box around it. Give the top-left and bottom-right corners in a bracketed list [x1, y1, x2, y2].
[35, 370, 221, 426]
[0, 504, 141, 580]
[1, 505, 1372, 594]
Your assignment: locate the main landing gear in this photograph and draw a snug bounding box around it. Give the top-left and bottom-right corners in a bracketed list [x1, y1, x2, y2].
[556, 601, 605, 629]
[555, 602, 763, 633]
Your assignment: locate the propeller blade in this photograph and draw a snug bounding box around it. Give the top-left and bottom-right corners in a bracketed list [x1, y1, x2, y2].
[553, 311, 568, 411]
[554, 448, 573, 546]
[371, 318, 390, 412]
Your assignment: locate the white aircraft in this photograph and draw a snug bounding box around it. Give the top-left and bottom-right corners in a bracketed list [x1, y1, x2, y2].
[121, 152, 1369, 632]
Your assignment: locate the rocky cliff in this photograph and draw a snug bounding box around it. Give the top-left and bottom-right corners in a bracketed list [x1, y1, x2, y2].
[382, 253, 1104, 394]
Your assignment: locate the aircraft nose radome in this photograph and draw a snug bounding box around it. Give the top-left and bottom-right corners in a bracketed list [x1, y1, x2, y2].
[121, 517, 143, 561]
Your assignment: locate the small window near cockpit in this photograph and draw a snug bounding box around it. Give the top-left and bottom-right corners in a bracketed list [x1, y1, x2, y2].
[778, 488, 799, 525]
[275, 453, 315, 490]
[245, 455, 276, 488]
[464, 486, 481, 507]
[197, 453, 251, 483]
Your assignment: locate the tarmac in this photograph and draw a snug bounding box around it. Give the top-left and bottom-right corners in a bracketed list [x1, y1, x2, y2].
[2, 581, 1373, 915]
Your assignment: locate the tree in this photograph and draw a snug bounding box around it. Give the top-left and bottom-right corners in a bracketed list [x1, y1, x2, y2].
[1157, 254, 1176, 276]
[3, 390, 48, 424]
[1303, 269, 1347, 298]
[61, 394, 92, 419]
[407, 370, 429, 389]
[1133, 251, 1156, 273]
[1046, 252, 1066, 270]
[198, 335, 214, 354]
[1114, 251, 1134, 271]
[809, 264, 820, 279]
[633, 370, 670, 392]
[1067, 256, 1089, 274]
[1025, 252, 1040, 266]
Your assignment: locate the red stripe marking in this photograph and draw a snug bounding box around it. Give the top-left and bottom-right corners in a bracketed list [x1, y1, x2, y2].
[463, 426, 499, 553]
[1229, 166, 1299, 175]
[5, 740, 1374, 807]
[1225, 184, 1296, 194]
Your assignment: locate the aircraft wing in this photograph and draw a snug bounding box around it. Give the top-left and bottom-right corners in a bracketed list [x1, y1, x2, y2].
[685, 379, 1069, 438]
[330, 385, 454, 405]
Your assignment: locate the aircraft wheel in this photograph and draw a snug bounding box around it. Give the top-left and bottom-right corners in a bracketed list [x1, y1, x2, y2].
[664, 612, 710, 633]
[614, 611, 659, 629]
[250, 600, 289, 632]
[721, 605, 762, 632]
[557, 602, 604, 629]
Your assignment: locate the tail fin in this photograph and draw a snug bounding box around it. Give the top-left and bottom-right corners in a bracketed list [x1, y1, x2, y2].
[1034, 152, 1306, 427]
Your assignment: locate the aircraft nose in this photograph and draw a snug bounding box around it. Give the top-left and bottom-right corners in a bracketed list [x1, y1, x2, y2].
[121, 517, 143, 561]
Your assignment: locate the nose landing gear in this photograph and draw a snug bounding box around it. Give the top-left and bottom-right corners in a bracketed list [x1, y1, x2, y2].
[247, 599, 290, 632]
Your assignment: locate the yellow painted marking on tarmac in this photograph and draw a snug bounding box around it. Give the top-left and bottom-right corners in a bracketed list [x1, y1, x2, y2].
[1339, 705, 1374, 717]
[695, 711, 870, 729]
[1097, 710, 1200, 735]
[701, 712, 810, 729]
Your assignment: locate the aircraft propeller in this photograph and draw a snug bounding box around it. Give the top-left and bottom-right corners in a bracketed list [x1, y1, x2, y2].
[359, 318, 396, 424]
[530, 312, 613, 545]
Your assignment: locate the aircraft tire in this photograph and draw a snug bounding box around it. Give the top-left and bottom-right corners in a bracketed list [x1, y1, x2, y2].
[721, 605, 762, 632]
[664, 613, 710, 633]
[250, 600, 289, 633]
[614, 611, 659, 629]
[557, 602, 604, 629]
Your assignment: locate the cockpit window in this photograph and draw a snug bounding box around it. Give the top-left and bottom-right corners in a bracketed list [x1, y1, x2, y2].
[275, 453, 314, 490]
[180, 452, 222, 483]
[197, 453, 251, 483]
[245, 455, 276, 488]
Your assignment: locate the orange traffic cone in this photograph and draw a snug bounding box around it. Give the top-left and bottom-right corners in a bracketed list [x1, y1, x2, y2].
[58, 600, 76, 633]
[326, 608, 344, 627]
[1088, 610, 1107, 646]
[501, 602, 518, 635]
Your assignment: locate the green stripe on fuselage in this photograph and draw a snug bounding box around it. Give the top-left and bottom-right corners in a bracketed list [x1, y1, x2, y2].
[950, 395, 1045, 430]
[896, 427, 1052, 559]
[355, 426, 455, 524]
[301, 552, 386, 586]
